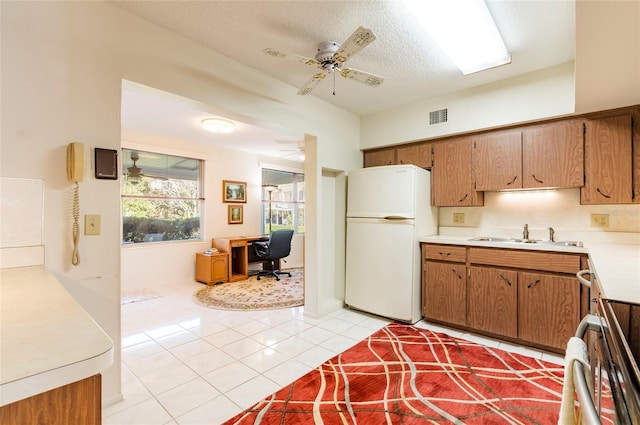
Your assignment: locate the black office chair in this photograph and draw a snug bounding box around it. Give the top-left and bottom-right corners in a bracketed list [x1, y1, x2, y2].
[253, 229, 294, 281]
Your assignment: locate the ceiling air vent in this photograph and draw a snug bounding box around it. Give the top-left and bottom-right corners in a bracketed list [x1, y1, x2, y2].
[429, 108, 448, 126]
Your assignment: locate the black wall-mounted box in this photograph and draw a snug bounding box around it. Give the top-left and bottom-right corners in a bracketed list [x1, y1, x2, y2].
[94, 148, 118, 180]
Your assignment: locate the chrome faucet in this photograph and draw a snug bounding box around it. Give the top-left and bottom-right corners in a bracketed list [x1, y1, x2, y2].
[523, 224, 529, 240]
[549, 227, 555, 242]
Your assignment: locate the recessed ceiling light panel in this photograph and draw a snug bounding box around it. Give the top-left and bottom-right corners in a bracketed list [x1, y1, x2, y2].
[404, 0, 511, 75]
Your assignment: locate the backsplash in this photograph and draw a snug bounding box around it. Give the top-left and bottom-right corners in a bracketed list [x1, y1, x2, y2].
[439, 188, 640, 244]
[0, 177, 45, 268]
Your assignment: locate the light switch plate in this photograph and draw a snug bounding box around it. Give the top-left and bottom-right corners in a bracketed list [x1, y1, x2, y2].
[85, 214, 101, 235]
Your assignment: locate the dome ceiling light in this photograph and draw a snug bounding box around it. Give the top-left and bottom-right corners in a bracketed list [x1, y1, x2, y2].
[201, 118, 235, 133]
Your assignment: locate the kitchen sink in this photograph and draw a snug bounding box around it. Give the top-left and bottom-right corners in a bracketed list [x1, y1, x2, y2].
[468, 236, 511, 242]
[468, 236, 583, 247]
[539, 240, 584, 247]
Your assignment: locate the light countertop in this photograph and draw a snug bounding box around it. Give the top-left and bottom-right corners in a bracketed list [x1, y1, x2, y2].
[0, 266, 114, 406]
[420, 235, 640, 305]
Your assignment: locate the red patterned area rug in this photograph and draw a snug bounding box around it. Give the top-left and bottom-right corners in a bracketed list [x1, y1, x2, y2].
[223, 323, 564, 424]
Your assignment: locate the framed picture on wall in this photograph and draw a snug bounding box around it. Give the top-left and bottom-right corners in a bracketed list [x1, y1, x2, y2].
[228, 205, 243, 224]
[222, 180, 247, 203]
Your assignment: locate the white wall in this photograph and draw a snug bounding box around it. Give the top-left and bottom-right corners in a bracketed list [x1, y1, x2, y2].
[575, 0, 640, 113]
[1, 1, 362, 404]
[361, 62, 576, 149]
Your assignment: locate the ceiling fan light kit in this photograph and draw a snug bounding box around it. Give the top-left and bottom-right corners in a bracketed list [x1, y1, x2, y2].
[404, 0, 511, 75]
[263, 26, 385, 96]
[201, 118, 235, 133]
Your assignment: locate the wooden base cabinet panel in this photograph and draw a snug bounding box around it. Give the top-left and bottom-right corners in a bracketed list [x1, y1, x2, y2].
[422, 261, 467, 327]
[0, 374, 101, 425]
[518, 272, 580, 351]
[195, 252, 229, 285]
[468, 266, 518, 339]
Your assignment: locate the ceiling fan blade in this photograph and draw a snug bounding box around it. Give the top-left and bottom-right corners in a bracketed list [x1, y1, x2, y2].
[263, 48, 321, 68]
[333, 26, 377, 64]
[297, 71, 328, 95]
[338, 67, 384, 88]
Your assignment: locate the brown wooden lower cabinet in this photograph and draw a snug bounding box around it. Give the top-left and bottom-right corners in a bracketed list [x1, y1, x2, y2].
[517, 272, 580, 350]
[467, 266, 517, 339]
[422, 260, 467, 327]
[0, 374, 101, 425]
[421, 243, 586, 353]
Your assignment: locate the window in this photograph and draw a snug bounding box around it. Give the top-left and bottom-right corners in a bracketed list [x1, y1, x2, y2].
[262, 168, 304, 234]
[121, 149, 203, 244]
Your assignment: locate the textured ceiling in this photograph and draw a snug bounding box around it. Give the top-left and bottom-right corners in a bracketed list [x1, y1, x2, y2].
[113, 0, 575, 158]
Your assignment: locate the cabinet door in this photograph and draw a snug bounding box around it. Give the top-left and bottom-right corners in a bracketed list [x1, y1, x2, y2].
[581, 114, 633, 204]
[473, 130, 522, 191]
[633, 110, 640, 202]
[423, 261, 467, 326]
[468, 266, 517, 338]
[211, 255, 228, 283]
[432, 138, 483, 206]
[522, 121, 584, 189]
[364, 149, 396, 167]
[396, 143, 432, 169]
[518, 272, 580, 351]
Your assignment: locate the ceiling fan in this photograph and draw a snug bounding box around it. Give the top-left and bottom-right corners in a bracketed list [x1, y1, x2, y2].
[126, 151, 168, 182]
[263, 26, 384, 96]
[277, 141, 305, 161]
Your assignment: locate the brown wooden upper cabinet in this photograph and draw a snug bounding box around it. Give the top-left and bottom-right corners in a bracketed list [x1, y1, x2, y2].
[473, 121, 584, 191]
[472, 130, 522, 191]
[363, 142, 432, 169]
[581, 114, 634, 204]
[431, 138, 483, 206]
[396, 143, 432, 168]
[523, 121, 584, 189]
[363, 148, 396, 167]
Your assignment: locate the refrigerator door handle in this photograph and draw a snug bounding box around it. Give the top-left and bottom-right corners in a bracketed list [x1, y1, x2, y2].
[383, 216, 410, 221]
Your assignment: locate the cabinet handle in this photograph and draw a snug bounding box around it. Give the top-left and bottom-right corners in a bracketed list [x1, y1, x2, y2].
[438, 252, 451, 257]
[531, 174, 544, 184]
[498, 274, 512, 286]
[506, 176, 518, 186]
[596, 187, 611, 199]
[458, 193, 468, 203]
[451, 268, 462, 280]
[527, 279, 541, 288]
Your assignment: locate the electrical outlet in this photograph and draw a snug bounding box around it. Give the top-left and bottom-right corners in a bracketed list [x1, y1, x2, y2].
[453, 213, 465, 224]
[85, 214, 101, 235]
[590, 213, 609, 228]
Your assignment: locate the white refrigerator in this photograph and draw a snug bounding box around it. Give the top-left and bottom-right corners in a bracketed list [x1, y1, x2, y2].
[345, 164, 437, 323]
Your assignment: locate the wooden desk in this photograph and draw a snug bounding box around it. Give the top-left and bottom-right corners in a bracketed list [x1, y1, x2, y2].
[212, 236, 275, 282]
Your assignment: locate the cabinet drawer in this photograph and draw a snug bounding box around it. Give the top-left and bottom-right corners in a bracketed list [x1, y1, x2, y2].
[468, 247, 581, 274]
[230, 240, 247, 248]
[422, 244, 466, 263]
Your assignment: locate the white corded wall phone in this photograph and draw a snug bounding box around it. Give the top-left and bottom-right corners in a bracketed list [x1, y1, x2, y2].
[67, 142, 85, 265]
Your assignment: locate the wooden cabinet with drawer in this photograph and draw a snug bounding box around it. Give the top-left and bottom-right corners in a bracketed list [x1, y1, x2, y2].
[422, 242, 587, 352]
[421, 244, 467, 326]
[195, 252, 229, 285]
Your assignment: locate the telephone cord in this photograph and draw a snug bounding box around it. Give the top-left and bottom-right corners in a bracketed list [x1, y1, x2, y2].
[72, 182, 80, 266]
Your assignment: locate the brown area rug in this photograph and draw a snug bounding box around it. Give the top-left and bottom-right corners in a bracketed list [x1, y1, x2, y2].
[193, 268, 303, 311]
[223, 323, 566, 424]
